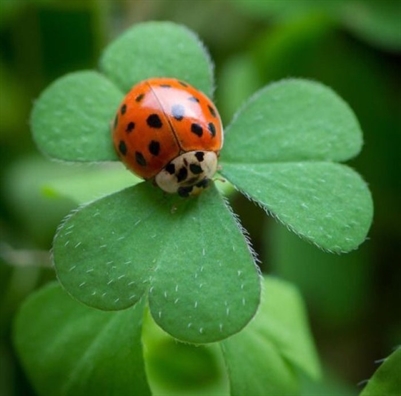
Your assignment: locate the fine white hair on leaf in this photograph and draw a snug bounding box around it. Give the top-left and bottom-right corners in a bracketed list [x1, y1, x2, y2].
[220, 193, 262, 272]
[231, 183, 343, 255]
[182, 24, 215, 97]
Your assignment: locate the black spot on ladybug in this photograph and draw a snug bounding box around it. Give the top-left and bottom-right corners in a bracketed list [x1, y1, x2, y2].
[208, 122, 216, 137]
[177, 167, 188, 183]
[114, 114, 118, 128]
[148, 140, 160, 156]
[178, 81, 188, 87]
[147, 114, 162, 128]
[135, 93, 145, 102]
[196, 178, 209, 189]
[165, 163, 175, 174]
[135, 151, 147, 166]
[188, 96, 200, 103]
[208, 105, 217, 117]
[195, 151, 204, 162]
[126, 121, 135, 133]
[191, 123, 203, 137]
[120, 104, 127, 115]
[160, 84, 172, 88]
[171, 104, 185, 121]
[118, 140, 127, 156]
[190, 164, 203, 174]
[178, 186, 193, 198]
[195, 151, 205, 162]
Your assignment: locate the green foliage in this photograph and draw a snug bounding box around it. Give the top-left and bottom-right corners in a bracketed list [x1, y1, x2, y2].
[29, 21, 263, 344]
[233, 0, 344, 21]
[221, 79, 362, 163]
[217, 54, 261, 121]
[342, 0, 401, 52]
[360, 348, 401, 396]
[142, 309, 229, 395]
[222, 277, 321, 396]
[12, 18, 376, 395]
[232, 0, 401, 51]
[0, 62, 28, 132]
[100, 21, 214, 97]
[223, 162, 372, 253]
[3, 156, 79, 245]
[31, 71, 122, 161]
[13, 282, 151, 396]
[42, 162, 140, 204]
[269, 221, 372, 326]
[26, 20, 373, 341]
[1, 0, 399, 394]
[14, 277, 319, 395]
[54, 182, 260, 343]
[220, 79, 372, 252]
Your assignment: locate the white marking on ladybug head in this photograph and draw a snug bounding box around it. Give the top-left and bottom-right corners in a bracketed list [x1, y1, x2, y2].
[155, 150, 218, 196]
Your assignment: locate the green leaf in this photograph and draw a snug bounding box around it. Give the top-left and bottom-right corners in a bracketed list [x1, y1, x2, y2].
[0, 61, 28, 132]
[0, 0, 25, 25]
[3, 155, 78, 245]
[53, 182, 260, 343]
[220, 79, 372, 252]
[217, 54, 262, 122]
[221, 276, 321, 396]
[221, 79, 362, 164]
[142, 309, 230, 395]
[31, 70, 123, 162]
[268, 221, 372, 326]
[42, 162, 140, 204]
[100, 21, 214, 97]
[13, 282, 151, 396]
[341, 0, 401, 51]
[360, 348, 401, 396]
[222, 162, 372, 252]
[233, 0, 401, 51]
[231, 0, 345, 21]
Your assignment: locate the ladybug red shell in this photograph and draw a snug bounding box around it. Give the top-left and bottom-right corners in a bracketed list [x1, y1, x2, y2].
[112, 77, 223, 197]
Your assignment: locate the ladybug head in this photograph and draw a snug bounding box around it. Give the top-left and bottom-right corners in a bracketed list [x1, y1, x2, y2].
[154, 150, 218, 197]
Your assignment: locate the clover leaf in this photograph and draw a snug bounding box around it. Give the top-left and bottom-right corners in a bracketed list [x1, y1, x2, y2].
[220, 79, 373, 253]
[54, 182, 259, 343]
[221, 276, 321, 395]
[359, 347, 401, 396]
[14, 277, 320, 396]
[32, 71, 122, 162]
[14, 282, 151, 396]
[30, 21, 373, 343]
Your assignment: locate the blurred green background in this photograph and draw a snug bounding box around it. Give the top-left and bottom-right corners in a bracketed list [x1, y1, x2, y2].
[1, 1, 400, 395]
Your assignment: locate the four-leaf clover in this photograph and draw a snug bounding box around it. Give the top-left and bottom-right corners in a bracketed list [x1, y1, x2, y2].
[31, 21, 373, 344]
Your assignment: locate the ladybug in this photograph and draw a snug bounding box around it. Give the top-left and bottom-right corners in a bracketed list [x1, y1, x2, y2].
[112, 77, 223, 197]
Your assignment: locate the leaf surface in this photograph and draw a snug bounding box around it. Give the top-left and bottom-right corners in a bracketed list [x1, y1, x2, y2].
[100, 21, 214, 97]
[221, 276, 321, 396]
[221, 79, 373, 252]
[31, 71, 122, 162]
[14, 282, 150, 396]
[221, 79, 362, 164]
[54, 182, 260, 343]
[360, 347, 401, 396]
[222, 162, 372, 252]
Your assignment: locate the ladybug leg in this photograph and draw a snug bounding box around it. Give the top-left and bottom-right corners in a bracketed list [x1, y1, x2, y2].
[177, 185, 194, 198]
[213, 176, 226, 183]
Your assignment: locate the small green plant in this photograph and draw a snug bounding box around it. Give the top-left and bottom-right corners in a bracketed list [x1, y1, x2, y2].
[14, 21, 373, 395]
